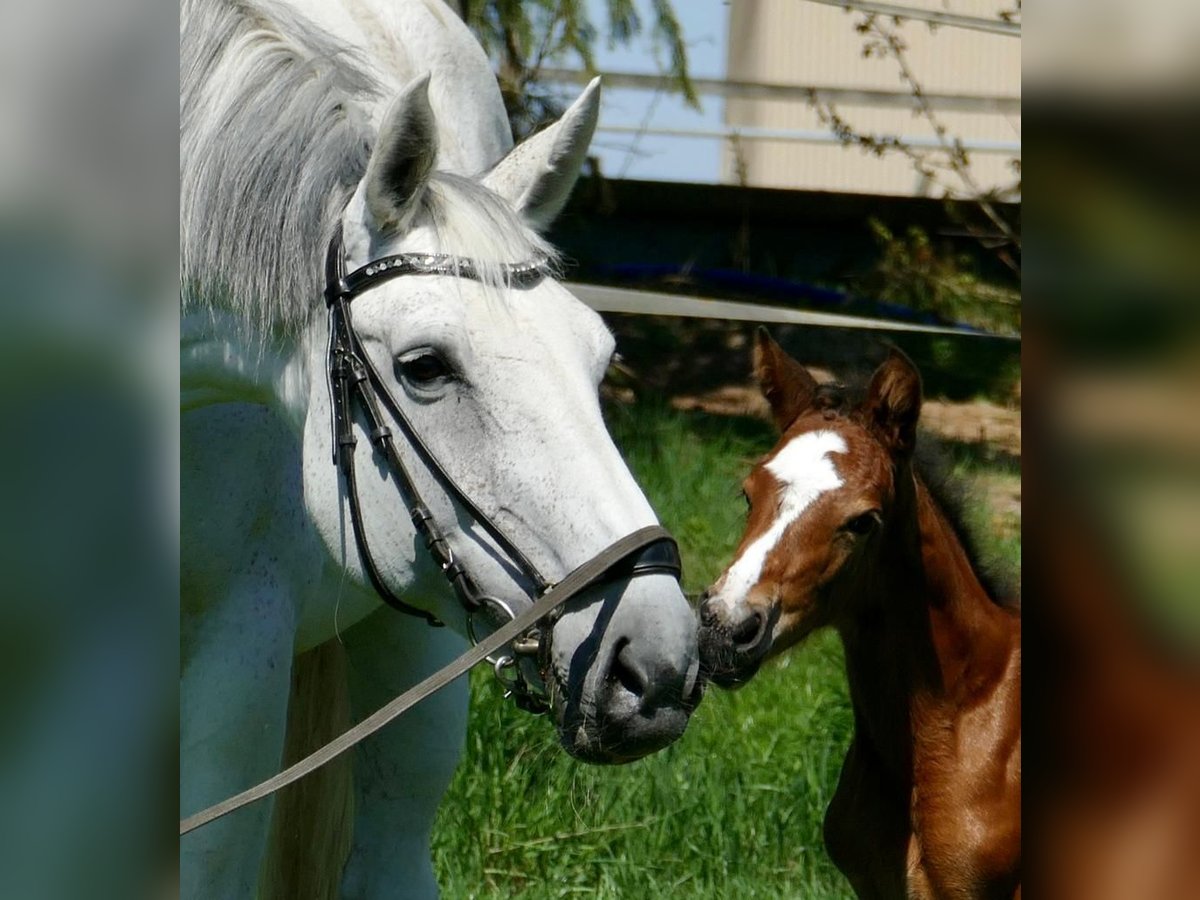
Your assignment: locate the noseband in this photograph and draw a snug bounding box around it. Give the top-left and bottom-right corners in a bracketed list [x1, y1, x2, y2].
[323, 225, 683, 713]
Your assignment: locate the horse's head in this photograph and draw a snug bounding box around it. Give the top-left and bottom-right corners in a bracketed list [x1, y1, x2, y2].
[699, 330, 923, 687]
[299, 76, 699, 761]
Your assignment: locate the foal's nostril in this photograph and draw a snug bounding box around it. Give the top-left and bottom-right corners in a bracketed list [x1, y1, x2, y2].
[731, 612, 764, 649]
[699, 599, 718, 628]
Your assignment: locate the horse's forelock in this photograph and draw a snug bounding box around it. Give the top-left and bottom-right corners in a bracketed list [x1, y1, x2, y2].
[415, 174, 560, 288]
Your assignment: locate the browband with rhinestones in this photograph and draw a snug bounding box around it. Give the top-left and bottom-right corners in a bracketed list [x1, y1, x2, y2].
[330, 251, 553, 304]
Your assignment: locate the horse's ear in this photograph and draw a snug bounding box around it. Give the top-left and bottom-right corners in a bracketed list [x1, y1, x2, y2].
[753, 328, 819, 431]
[482, 78, 601, 232]
[364, 74, 438, 233]
[862, 348, 922, 456]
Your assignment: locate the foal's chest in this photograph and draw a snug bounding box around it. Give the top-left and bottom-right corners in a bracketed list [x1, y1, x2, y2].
[824, 737, 1020, 899]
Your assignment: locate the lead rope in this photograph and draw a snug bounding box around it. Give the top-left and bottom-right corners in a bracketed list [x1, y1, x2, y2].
[179, 524, 676, 836]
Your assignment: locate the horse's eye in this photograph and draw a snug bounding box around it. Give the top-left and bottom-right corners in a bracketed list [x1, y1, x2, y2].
[396, 351, 453, 386]
[740, 489, 752, 510]
[843, 511, 881, 536]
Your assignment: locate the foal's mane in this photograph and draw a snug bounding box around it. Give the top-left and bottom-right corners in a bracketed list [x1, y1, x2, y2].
[815, 380, 1020, 610]
[180, 0, 554, 340]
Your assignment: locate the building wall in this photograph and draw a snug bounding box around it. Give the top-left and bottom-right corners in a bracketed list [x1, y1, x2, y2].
[724, 0, 1020, 197]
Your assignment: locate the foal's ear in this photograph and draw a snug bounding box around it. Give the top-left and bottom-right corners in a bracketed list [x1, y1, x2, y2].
[862, 348, 922, 456]
[482, 78, 601, 232]
[364, 74, 438, 233]
[753, 328, 819, 431]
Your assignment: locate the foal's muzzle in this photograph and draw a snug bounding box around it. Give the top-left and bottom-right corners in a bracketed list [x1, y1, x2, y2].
[698, 594, 774, 688]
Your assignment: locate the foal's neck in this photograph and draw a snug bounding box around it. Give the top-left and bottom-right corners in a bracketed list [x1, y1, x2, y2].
[836, 467, 1012, 782]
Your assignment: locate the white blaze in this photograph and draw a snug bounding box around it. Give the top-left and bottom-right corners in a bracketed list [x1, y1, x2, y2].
[711, 430, 846, 613]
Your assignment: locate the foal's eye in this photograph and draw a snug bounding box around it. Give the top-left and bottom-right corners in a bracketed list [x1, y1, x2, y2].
[843, 511, 882, 536]
[396, 351, 454, 386]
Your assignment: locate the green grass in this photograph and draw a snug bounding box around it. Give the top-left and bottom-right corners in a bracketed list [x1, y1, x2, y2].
[432, 400, 1020, 898]
[943, 442, 1022, 595]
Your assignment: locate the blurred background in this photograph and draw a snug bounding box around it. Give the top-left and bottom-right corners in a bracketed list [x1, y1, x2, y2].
[2, 0, 1198, 895]
[0, 0, 175, 897]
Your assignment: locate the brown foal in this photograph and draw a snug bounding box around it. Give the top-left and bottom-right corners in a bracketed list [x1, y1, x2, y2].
[699, 330, 1020, 899]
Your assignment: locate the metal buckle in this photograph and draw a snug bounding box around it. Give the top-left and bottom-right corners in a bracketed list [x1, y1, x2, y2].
[492, 654, 550, 715]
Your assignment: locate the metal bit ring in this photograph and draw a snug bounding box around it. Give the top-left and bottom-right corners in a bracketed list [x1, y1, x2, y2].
[466, 595, 519, 664]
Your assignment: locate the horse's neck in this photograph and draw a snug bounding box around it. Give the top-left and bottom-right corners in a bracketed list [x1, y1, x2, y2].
[181, 309, 314, 433]
[912, 476, 1016, 695]
[837, 469, 1013, 783]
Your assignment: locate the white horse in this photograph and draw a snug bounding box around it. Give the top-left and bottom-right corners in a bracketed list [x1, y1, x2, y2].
[180, 0, 701, 896]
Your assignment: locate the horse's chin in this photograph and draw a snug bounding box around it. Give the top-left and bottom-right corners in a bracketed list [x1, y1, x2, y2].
[555, 712, 694, 764]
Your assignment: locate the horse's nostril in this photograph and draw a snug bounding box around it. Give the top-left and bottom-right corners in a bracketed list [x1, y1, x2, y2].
[731, 612, 763, 649]
[699, 601, 718, 628]
[608, 640, 645, 698]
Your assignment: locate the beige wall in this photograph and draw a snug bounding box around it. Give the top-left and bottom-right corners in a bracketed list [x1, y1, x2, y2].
[724, 0, 1020, 196]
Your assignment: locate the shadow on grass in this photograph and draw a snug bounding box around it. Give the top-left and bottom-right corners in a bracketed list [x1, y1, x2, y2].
[607, 392, 1022, 478]
[605, 314, 1021, 404]
[938, 436, 1022, 477]
[604, 392, 777, 455]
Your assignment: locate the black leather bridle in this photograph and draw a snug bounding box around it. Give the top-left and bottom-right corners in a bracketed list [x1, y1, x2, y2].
[322, 225, 683, 712]
[180, 227, 689, 837]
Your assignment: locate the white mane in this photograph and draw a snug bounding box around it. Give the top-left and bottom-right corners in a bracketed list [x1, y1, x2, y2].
[180, 0, 553, 340]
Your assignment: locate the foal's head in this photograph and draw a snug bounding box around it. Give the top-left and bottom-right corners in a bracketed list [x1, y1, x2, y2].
[699, 330, 923, 687]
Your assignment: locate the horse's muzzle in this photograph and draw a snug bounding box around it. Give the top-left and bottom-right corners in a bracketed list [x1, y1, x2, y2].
[548, 578, 702, 763]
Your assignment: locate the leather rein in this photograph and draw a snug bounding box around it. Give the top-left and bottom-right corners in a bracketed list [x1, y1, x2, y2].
[180, 227, 682, 836]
